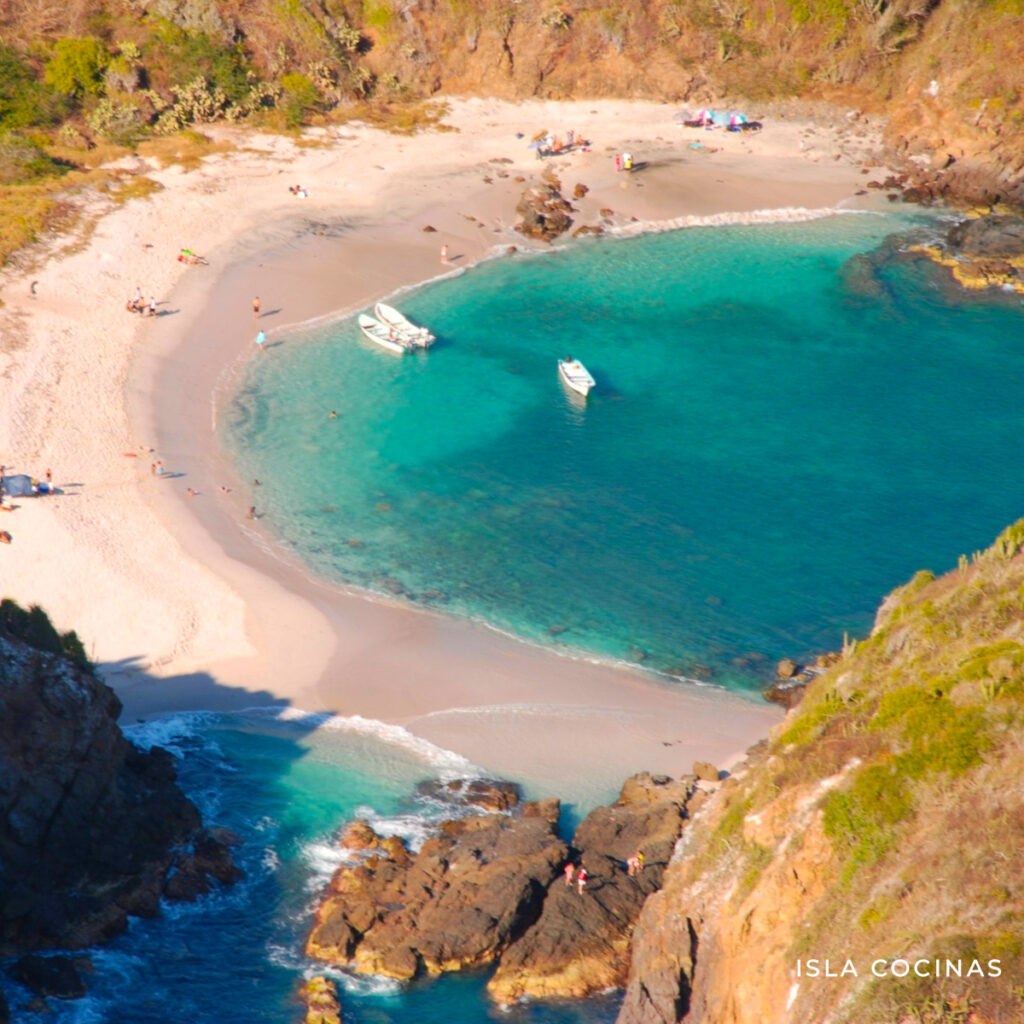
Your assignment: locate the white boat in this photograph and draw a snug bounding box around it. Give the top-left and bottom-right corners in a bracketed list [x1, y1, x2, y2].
[558, 358, 596, 397]
[358, 313, 411, 355]
[374, 302, 436, 348]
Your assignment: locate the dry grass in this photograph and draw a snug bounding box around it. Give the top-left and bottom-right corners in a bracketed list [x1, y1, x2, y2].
[136, 131, 235, 171]
[341, 100, 458, 135]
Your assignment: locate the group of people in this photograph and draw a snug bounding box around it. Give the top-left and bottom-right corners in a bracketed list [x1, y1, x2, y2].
[126, 286, 158, 316]
[613, 152, 635, 172]
[534, 128, 590, 158]
[562, 849, 645, 895]
[288, 184, 309, 198]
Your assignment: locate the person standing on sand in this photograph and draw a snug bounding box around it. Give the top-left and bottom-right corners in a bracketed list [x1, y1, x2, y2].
[614, 154, 621, 173]
[564, 862, 575, 886]
[440, 244, 449, 264]
[255, 330, 266, 353]
[253, 296, 261, 319]
[577, 866, 588, 895]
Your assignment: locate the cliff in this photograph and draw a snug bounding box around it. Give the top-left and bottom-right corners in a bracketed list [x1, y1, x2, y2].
[0, 599, 239, 958]
[619, 521, 1024, 1024]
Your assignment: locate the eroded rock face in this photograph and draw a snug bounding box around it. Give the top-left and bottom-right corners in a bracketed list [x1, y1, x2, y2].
[487, 773, 695, 1004]
[0, 633, 239, 955]
[306, 798, 566, 979]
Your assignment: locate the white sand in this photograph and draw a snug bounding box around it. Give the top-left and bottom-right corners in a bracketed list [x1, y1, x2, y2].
[0, 99, 879, 795]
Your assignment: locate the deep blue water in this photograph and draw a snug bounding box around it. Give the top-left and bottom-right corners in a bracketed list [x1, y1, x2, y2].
[225, 213, 1024, 688]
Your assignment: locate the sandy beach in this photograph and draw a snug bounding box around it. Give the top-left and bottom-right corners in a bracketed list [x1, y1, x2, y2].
[0, 98, 881, 795]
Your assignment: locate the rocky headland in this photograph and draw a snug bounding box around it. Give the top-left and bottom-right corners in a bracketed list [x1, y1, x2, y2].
[306, 770, 709, 1004]
[0, 600, 240, 1009]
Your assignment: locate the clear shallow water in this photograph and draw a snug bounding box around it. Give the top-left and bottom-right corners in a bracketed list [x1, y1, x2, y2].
[0, 713, 623, 1023]
[226, 213, 1024, 687]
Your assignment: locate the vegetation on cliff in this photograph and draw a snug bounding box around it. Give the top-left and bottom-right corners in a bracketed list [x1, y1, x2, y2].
[620, 521, 1024, 1024]
[1, 0, 1024, 263]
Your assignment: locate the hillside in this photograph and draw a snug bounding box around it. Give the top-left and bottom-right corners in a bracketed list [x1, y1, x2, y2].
[619, 521, 1024, 1024]
[1, 0, 1023, 262]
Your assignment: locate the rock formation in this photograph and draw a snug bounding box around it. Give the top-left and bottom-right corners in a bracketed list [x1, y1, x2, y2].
[515, 176, 574, 242]
[306, 788, 565, 979]
[488, 772, 696, 1004]
[0, 612, 240, 959]
[911, 214, 1024, 294]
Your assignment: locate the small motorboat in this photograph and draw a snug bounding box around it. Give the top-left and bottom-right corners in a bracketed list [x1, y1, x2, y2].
[374, 302, 436, 348]
[558, 358, 596, 397]
[358, 313, 411, 355]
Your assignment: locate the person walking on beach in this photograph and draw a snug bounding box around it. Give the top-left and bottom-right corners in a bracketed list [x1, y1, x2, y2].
[577, 866, 588, 896]
[253, 296, 261, 320]
[255, 330, 266, 353]
[614, 154, 621, 173]
[440, 244, 449, 264]
[564, 862, 575, 887]
[247, 506, 257, 520]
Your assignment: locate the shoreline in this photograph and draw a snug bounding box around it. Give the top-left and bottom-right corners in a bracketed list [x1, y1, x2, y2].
[0, 99, 882, 795]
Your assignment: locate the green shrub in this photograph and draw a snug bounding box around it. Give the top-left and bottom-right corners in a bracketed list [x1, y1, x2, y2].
[0, 46, 64, 131]
[280, 72, 321, 127]
[822, 760, 914, 879]
[45, 37, 110, 98]
[0, 598, 91, 669]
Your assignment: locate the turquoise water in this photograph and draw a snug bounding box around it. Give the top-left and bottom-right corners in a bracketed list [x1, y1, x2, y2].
[0, 714, 623, 1023]
[226, 213, 1024, 687]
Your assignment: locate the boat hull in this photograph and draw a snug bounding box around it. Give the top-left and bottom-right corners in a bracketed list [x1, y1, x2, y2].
[358, 314, 410, 355]
[558, 360, 595, 396]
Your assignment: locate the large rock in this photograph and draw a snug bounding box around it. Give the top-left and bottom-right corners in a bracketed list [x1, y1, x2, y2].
[910, 215, 1024, 295]
[0, 619, 239, 955]
[487, 772, 695, 1004]
[8, 955, 87, 1000]
[306, 796, 566, 979]
[415, 777, 521, 812]
[515, 178, 574, 242]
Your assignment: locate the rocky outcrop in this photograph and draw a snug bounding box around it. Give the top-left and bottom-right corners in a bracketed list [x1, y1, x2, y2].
[0, 621, 239, 957]
[515, 176, 573, 243]
[306, 791, 565, 979]
[911, 214, 1024, 295]
[488, 772, 696, 1004]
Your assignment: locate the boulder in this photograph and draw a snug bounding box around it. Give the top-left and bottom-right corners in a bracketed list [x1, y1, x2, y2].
[775, 657, 799, 678]
[8, 955, 87, 1000]
[415, 777, 521, 812]
[910, 214, 1024, 295]
[487, 773, 696, 1004]
[692, 761, 719, 783]
[306, 797, 565, 979]
[764, 677, 809, 710]
[572, 224, 604, 238]
[339, 819, 381, 851]
[514, 181, 574, 242]
[573, 182, 589, 198]
[299, 976, 342, 1024]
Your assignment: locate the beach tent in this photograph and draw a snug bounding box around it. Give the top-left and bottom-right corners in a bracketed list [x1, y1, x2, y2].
[0, 474, 45, 498]
[711, 110, 731, 127]
[729, 112, 747, 127]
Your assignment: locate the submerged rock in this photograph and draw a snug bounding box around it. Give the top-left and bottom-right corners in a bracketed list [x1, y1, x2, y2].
[306, 795, 565, 979]
[416, 777, 522, 812]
